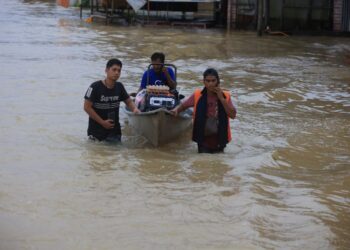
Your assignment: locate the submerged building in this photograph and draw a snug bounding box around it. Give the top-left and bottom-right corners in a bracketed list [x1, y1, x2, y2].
[70, 0, 350, 33]
[226, 0, 350, 34]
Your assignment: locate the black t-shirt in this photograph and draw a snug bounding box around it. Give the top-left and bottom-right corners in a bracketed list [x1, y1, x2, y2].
[84, 80, 129, 140]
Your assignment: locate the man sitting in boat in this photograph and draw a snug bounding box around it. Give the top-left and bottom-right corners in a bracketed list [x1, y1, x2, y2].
[171, 68, 237, 153]
[84, 58, 140, 142]
[136, 52, 179, 112]
[138, 52, 176, 92]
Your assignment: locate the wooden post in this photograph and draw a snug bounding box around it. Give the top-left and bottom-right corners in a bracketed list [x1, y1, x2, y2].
[280, 0, 285, 30]
[307, 0, 314, 29]
[227, 0, 232, 30]
[105, 1, 108, 25]
[257, 0, 263, 36]
[333, 0, 342, 31]
[264, 0, 269, 28]
[328, 0, 333, 31]
[147, 0, 150, 23]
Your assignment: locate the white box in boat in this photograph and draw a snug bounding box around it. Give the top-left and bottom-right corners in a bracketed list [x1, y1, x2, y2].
[147, 94, 177, 110]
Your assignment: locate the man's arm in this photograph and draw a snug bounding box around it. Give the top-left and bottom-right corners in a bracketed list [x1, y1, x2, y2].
[213, 87, 237, 119]
[162, 67, 176, 89]
[84, 99, 114, 129]
[124, 97, 140, 114]
[170, 94, 194, 116]
[170, 103, 187, 116]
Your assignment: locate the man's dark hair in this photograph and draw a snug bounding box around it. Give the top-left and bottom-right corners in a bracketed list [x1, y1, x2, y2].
[151, 52, 165, 63]
[106, 58, 122, 69]
[203, 68, 220, 85]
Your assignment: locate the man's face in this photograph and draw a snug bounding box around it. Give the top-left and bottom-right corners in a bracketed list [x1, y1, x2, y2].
[152, 58, 163, 73]
[204, 75, 218, 91]
[106, 64, 121, 81]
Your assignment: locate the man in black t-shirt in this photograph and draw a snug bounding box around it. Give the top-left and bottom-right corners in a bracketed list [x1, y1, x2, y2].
[84, 58, 140, 141]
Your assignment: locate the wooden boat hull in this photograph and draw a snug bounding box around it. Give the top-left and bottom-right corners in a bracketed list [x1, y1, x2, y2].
[123, 108, 192, 146]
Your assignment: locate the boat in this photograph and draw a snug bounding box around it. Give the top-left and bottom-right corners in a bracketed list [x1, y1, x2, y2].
[123, 107, 192, 147]
[124, 63, 192, 146]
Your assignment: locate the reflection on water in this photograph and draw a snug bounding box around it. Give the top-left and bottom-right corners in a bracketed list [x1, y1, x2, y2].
[0, 0, 349, 249]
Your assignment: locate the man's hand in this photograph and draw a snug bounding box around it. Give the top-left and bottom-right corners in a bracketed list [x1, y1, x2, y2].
[133, 107, 141, 114]
[170, 104, 182, 117]
[101, 119, 115, 129]
[161, 66, 176, 89]
[170, 108, 178, 117]
[162, 66, 168, 74]
[125, 97, 141, 115]
[212, 86, 225, 100]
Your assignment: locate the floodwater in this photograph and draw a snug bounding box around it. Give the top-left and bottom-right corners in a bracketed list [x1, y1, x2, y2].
[0, 0, 349, 249]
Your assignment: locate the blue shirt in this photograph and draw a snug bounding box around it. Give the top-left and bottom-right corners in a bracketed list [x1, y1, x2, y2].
[140, 68, 176, 89]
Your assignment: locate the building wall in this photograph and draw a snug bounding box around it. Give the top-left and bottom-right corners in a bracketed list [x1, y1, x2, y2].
[196, 3, 215, 19]
[334, 0, 343, 31]
[231, 0, 333, 31]
[227, 0, 257, 30]
[342, 0, 350, 32]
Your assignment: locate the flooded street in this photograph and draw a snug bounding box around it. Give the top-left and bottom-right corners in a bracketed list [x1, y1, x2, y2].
[0, 0, 349, 249]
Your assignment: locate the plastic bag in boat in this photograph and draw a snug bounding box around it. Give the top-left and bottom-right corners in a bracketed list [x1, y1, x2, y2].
[135, 89, 147, 111]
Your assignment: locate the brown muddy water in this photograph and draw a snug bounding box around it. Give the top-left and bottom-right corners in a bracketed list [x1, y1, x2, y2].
[0, 0, 349, 249]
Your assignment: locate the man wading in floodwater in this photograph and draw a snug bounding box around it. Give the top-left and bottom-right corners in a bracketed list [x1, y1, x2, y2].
[84, 58, 140, 142]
